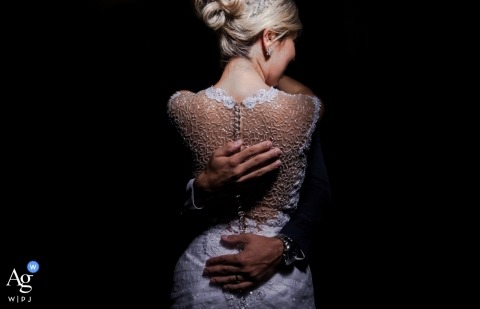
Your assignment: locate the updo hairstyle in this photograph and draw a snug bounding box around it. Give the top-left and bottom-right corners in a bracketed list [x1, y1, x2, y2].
[194, 0, 302, 65]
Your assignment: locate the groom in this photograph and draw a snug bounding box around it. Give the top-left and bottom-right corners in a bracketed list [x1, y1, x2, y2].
[178, 125, 332, 292]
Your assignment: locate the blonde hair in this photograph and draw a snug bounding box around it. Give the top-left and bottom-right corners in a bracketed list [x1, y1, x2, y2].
[194, 0, 302, 65]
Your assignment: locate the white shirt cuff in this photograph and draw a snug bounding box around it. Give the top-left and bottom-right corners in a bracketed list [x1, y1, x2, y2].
[184, 178, 204, 210]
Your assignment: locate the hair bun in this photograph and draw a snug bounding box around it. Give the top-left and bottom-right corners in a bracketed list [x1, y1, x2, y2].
[195, 0, 245, 30]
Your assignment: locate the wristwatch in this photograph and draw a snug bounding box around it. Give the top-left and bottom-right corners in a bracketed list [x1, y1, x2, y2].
[274, 233, 303, 266]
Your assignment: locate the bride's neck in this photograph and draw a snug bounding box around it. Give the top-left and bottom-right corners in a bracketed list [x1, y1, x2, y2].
[217, 57, 266, 87]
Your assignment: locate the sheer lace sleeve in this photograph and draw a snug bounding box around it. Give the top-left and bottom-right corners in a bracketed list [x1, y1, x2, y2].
[167, 90, 195, 137]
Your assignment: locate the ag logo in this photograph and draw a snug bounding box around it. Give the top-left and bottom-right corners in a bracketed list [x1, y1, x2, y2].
[6, 260, 39, 303]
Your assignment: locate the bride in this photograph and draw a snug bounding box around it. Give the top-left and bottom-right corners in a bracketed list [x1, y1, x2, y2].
[168, 1, 322, 308]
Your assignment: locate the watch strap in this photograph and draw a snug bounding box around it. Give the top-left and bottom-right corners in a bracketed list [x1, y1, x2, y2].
[274, 233, 304, 266]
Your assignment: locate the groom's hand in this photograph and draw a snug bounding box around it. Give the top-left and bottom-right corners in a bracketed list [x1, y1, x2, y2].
[195, 140, 282, 193]
[202, 234, 284, 291]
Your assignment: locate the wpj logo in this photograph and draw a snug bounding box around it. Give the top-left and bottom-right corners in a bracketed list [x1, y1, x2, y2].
[5, 261, 39, 303]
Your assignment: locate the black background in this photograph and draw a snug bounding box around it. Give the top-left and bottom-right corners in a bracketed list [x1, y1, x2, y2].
[2, 0, 441, 307]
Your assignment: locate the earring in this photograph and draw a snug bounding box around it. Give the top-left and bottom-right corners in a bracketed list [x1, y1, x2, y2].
[267, 46, 273, 56]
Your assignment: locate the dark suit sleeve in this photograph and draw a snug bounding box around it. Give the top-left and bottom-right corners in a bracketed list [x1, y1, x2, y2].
[279, 126, 332, 260]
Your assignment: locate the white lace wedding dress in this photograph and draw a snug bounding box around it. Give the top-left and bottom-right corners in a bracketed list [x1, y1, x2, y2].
[168, 86, 321, 309]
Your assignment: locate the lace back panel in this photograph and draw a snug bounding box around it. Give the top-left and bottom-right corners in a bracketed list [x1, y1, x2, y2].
[168, 87, 321, 229]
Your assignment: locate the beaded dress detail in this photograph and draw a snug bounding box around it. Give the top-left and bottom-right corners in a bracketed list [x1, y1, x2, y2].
[168, 87, 321, 309]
